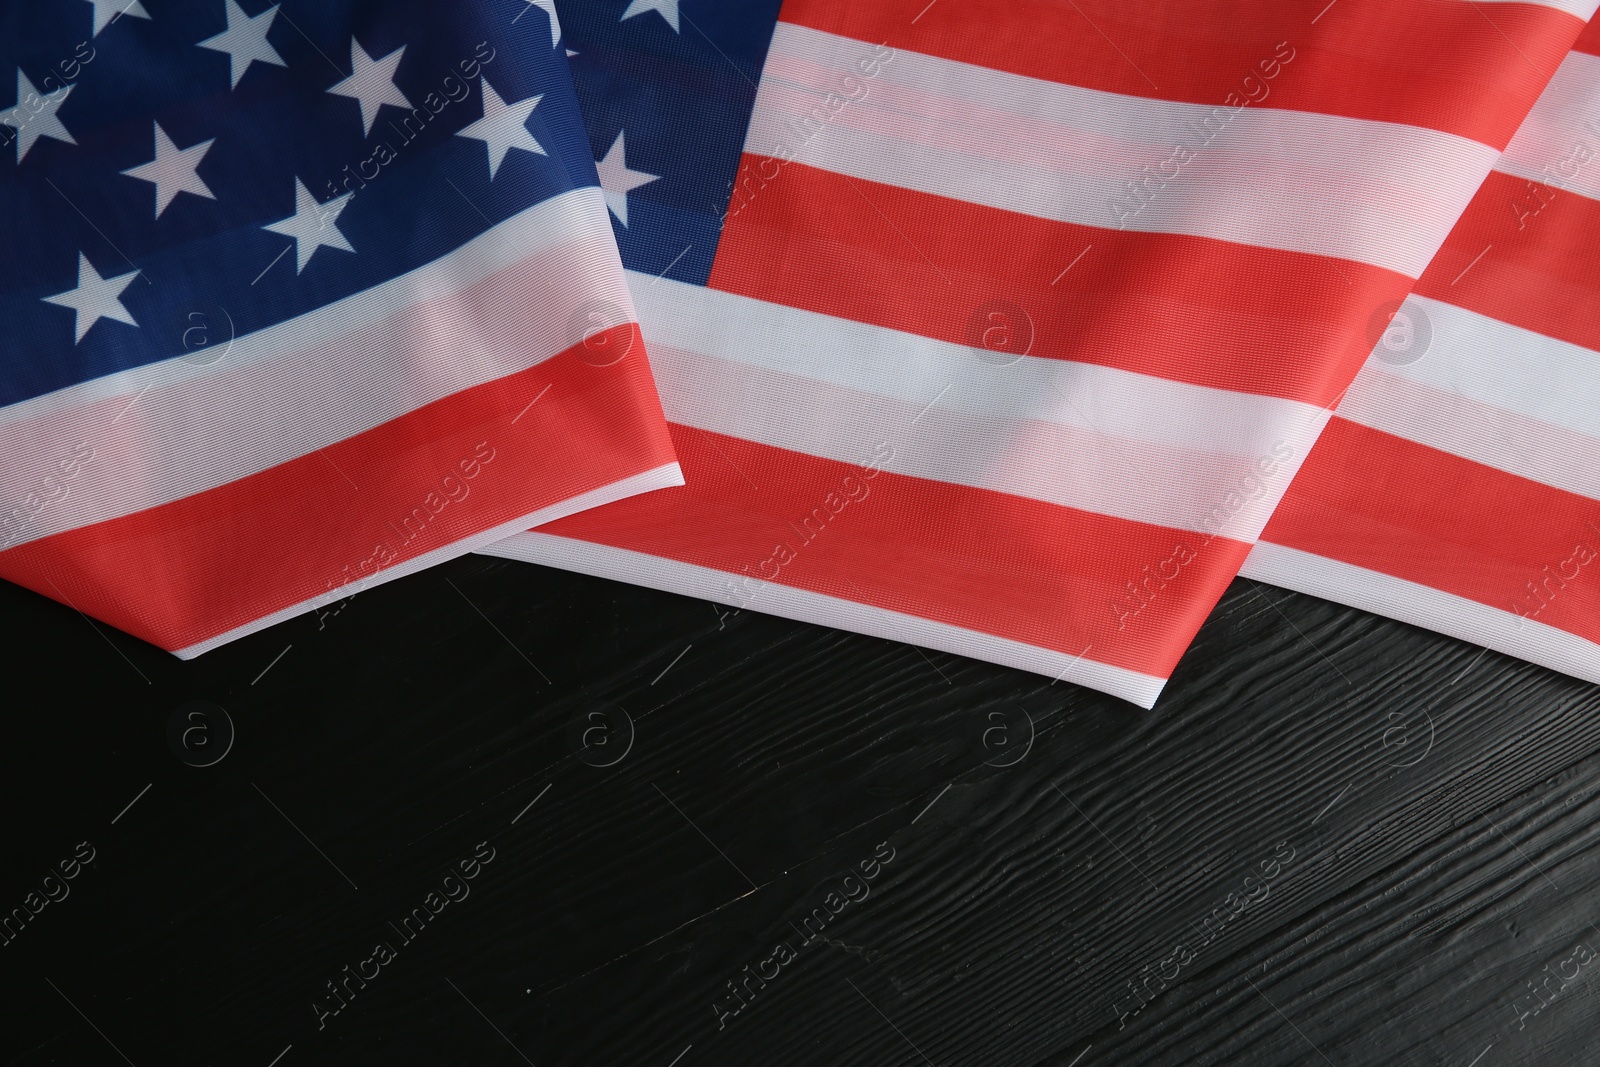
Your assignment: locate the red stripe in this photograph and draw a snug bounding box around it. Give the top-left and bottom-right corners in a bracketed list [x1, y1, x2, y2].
[710, 156, 1407, 407]
[778, 0, 1582, 149]
[1576, 14, 1600, 56]
[1261, 418, 1600, 644]
[1415, 169, 1600, 354]
[0, 326, 677, 651]
[537, 423, 1252, 679]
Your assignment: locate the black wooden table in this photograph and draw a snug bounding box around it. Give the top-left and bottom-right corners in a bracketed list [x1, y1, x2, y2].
[4, 554, 1598, 1066]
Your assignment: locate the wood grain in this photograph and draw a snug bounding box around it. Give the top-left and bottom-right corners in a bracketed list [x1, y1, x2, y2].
[2, 556, 1597, 1066]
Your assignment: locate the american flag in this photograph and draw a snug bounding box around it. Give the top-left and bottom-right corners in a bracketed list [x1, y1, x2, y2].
[1248, 18, 1600, 690]
[483, 0, 1596, 706]
[0, 0, 678, 656]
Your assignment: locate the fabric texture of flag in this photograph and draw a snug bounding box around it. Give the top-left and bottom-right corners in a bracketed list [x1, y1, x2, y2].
[0, 0, 679, 657]
[1246, 18, 1600, 688]
[483, 0, 1595, 706]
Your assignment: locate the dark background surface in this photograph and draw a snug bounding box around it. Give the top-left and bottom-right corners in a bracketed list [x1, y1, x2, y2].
[3, 554, 1599, 1066]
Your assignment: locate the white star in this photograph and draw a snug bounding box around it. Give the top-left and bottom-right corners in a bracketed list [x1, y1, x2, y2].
[1, 71, 76, 163]
[595, 131, 658, 227]
[263, 179, 355, 273]
[197, 1, 285, 89]
[327, 40, 410, 137]
[84, 0, 150, 36]
[455, 78, 544, 180]
[620, 0, 680, 32]
[520, 0, 562, 48]
[122, 123, 216, 218]
[43, 253, 140, 343]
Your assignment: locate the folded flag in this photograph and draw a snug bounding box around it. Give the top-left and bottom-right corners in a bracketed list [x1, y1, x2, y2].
[1246, 18, 1600, 688]
[0, 0, 678, 656]
[483, 0, 1593, 706]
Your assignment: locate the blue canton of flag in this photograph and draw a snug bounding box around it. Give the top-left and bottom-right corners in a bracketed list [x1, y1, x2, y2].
[2, 0, 596, 402]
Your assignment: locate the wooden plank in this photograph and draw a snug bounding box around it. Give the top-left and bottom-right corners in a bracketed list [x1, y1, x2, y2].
[1, 557, 1597, 1066]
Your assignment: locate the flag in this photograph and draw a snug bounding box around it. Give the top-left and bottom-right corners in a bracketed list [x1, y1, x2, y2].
[1246, 19, 1600, 688]
[483, 0, 1594, 706]
[0, 0, 678, 656]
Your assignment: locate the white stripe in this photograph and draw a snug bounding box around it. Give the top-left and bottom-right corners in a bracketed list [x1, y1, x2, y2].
[1475, 0, 1598, 17]
[0, 188, 631, 548]
[633, 274, 1326, 542]
[1336, 366, 1600, 504]
[746, 23, 1498, 278]
[1498, 49, 1600, 204]
[1242, 541, 1600, 687]
[176, 462, 683, 658]
[1347, 294, 1600, 443]
[481, 530, 1168, 708]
